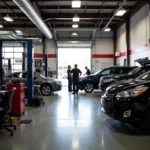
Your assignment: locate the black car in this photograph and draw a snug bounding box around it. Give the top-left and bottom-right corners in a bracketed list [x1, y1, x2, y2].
[79, 66, 136, 93]
[100, 59, 150, 91]
[101, 71, 150, 131]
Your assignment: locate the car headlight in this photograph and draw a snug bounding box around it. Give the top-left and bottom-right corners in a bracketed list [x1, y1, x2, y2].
[102, 78, 115, 83]
[116, 86, 148, 98]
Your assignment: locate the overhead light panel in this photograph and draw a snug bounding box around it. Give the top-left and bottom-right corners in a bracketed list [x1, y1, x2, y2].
[115, 8, 126, 16]
[3, 15, 13, 22]
[71, 32, 78, 36]
[104, 27, 111, 32]
[73, 14, 80, 22]
[0, 25, 3, 28]
[72, 24, 78, 28]
[72, 1, 81, 8]
[16, 30, 23, 36]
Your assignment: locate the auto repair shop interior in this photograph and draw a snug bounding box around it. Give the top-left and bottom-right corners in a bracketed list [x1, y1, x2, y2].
[0, 0, 150, 150]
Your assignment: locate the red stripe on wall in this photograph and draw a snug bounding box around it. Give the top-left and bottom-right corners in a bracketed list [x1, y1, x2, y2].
[117, 44, 150, 57]
[48, 54, 57, 58]
[24, 54, 57, 58]
[92, 54, 114, 58]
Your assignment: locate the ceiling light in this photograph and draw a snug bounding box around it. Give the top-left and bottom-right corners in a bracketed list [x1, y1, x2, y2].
[0, 25, 3, 28]
[71, 32, 78, 36]
[3, 15, 13, 22]
[73, 14, 80, 22]
[72, 24, 78, 28]
[15, 30, 23, 36]
[72, 1, 81, 8]
[104, 27, 111, 32]
[115, 9, 126, 16]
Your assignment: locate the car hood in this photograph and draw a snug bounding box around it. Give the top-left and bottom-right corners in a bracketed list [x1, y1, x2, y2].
[106, 79, 150, 94]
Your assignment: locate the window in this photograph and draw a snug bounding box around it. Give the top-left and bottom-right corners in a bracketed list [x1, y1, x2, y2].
[137, 72, 150, 80]
[101, 69, 110, 75]
[3, 47, 24, 72]
[116, 68, 128, 74]
[12, 73, 20, 78]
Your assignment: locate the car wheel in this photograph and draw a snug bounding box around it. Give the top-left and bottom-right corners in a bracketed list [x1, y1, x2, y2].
[84, 83, 94, 93]
[41, 84, 52, 96]
[146, 113, 150, 132]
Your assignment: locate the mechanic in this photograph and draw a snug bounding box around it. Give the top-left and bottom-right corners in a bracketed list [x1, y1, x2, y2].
[70, 64, 82, 94]
[85, 66, 91, 75]
[67, 65, 72, 92]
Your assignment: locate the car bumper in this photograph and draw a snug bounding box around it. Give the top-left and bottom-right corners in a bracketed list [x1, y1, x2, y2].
[101, 95, 136, 123]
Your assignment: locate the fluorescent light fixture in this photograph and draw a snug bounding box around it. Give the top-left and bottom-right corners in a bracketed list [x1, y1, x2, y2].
[71, 32, 78, 36]
[3, 15, 13, 22]
[15, 30, 22, 33]
[104, 27, 111, 32]
[72, 1, 81, 8]
[73, 14, 80, 22]
[72, 24, 78, 28]
[0, 25, 3, 28]
[115, 9, 126, 16]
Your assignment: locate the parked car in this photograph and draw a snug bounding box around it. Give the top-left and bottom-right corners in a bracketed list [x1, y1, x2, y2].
[79, 66, 136, 93]
[3, 71, 62, 96]
[101, 70, 150, 131]
[99, 59, 150, 91]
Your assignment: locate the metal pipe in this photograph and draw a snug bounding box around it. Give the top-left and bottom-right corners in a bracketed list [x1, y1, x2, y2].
[13, 0, 53, 39]
[102, 0, 127, 32]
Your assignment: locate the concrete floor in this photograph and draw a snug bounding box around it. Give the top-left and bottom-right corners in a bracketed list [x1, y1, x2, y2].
[0, 88, 150, 150]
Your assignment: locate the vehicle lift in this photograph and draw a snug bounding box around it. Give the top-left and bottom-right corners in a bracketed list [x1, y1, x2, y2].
[0, 39, 33, 105]
[22, 52, 48, 77]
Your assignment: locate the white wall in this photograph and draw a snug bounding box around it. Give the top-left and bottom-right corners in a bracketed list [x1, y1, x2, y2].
[116, 24, 127, 66]
[92, 33, 114, 73]
[130, 4, 150, 65]
[116, 4, 150, 66]
[45, 39, 57, 72]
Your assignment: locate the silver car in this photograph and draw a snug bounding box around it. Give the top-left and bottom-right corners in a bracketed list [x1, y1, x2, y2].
[3, 71, 62, 96]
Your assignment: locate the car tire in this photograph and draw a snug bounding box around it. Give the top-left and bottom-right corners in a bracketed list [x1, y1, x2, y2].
[84, 83, 94, 93]
[146, 113, 150, 132]
[41, 84, 52, 96]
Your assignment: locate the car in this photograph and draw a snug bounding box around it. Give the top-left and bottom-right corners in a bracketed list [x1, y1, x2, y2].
[99, 58, 150, 91]
[79, 66, 136, 93]
[101, 70, 150, 131]
[3, 71, 62, 96]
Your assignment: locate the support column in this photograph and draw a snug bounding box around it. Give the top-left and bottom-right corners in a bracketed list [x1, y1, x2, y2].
[0, 41, 3, 87]
[8, 59, 11, 74]
[22, 52, 25, 71]
[42, 35, 46, 63]
[113, 29, 117, 66]
[44, 54, 48, 77]
[126, 18, 130, 66]
[27, 40, 34, 105]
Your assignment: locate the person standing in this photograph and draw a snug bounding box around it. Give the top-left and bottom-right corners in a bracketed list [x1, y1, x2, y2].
[85, 66, 91, 75]
[67, 65, 72, 92]
[70, 64, 82, 94]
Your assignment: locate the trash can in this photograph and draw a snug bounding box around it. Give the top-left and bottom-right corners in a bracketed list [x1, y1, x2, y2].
[6, 83, 25, 116]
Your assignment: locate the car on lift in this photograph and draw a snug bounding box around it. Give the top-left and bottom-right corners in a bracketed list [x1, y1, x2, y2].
[79, 66, 136, 93]
[101, 70, 150, 131]
[99, 58, 150, 91]
[3, 71, 62, 96]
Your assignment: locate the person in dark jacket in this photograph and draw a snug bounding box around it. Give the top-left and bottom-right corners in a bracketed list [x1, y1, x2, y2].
[67, 65, 72, 92]
[70, 64, 82, 94]
[85, 66, 91, 75]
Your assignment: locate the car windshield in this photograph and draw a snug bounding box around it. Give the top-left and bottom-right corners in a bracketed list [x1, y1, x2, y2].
[93, 70, 101, 75]
[136, 71, 150, 80]
[128, 67, 141, 75]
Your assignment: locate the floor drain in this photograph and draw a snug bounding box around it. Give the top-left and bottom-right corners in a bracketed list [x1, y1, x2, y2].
[20, 120, 33, 124]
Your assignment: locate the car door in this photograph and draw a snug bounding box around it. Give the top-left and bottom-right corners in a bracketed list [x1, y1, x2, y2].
[100, 69, 111, 78]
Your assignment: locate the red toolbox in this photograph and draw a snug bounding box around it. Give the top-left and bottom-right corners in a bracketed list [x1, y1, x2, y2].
[7, 83, 25, 116]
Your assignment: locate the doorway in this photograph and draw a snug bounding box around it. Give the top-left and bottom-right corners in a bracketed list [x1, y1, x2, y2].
[58, 48, 91, 86]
